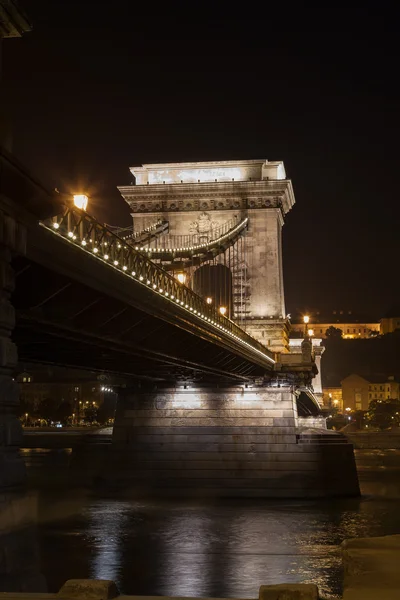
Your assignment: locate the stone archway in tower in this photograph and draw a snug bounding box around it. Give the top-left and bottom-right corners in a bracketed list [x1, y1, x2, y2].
[191, 264, 233, 319]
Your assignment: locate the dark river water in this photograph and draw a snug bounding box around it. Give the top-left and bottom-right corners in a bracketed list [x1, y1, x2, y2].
[21, 447, 400, 599]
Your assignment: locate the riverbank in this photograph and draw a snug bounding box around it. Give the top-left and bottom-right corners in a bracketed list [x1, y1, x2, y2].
[22, 427, 112, 448]
[344, 431, 400, 449]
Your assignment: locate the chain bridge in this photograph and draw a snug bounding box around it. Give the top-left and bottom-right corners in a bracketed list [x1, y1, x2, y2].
[0, 150, 360, 498]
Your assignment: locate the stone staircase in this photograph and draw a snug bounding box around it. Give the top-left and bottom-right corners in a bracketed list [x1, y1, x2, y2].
[297, 430, 350, 445]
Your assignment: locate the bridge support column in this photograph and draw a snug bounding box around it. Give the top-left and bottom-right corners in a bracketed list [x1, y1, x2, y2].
[312, 343, 325, 408]
[0, 210, 44, 591]
[111, 385, 359, 498]
[0, 212, 26, 489]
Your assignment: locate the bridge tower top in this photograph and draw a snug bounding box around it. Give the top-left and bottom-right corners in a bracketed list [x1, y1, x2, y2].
[130, 159, 288, 188]
[119, 158, 295, 353]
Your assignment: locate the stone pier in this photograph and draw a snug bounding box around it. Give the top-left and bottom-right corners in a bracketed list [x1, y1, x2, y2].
[112, 385, 360, 498]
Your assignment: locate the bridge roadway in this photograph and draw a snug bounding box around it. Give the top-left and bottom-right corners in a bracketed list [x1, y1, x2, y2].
[12, 205, 276, 383]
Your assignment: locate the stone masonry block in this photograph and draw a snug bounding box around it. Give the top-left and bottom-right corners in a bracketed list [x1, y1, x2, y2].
[0, 213, 26, 254]
[259, 583, 319, 600]
[0, 296, 15, 330]
[0, 261, 14, 292]
[342, 534, 400, 583]
[58, 579, 119, 599]
[0, 376, 19, 406]
[0, 337, 18, 368]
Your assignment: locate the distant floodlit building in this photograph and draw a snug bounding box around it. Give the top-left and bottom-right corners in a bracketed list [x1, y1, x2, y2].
[380, 317, 400, 335]
[341, 374, 370, 411]
[340, 374, 400, 412]
[368, 376, 400, 402]
[290, 310, 380, 339]
[322, 387, 343, 412]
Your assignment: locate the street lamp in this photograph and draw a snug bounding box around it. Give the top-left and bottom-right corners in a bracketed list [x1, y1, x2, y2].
[176, 272, 186, 285]
[206, 297, 213, 305]
[303, 315, 310, 337]
[73, 194, 88, 211]
[219, 306, 227, 316]
[308, 329, 314, 338]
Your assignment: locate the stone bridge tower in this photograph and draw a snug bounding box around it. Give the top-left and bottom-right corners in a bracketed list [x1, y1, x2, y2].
[119, 159, 295, 352]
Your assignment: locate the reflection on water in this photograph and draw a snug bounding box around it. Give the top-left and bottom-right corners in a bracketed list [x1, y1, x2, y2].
[22, 448, 400, 599]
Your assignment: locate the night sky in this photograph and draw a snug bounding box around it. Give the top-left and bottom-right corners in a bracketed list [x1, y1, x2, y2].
[3, 2, 399, 318]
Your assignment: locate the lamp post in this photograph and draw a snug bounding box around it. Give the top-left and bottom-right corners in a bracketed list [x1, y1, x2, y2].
[303, 315, 310, 337]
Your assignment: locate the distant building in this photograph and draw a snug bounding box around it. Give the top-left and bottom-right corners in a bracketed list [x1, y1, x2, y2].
[340, 374, 400, 412]
[290, 310, 380, 339]
[341, 374, 371, 411]
[380, 317, 400, 335]
[16, 365, 119, 422]
[368, 376, 400, 402]
[322, 387, 343, 412]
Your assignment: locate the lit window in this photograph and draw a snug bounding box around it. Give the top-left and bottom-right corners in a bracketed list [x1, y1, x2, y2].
[23, 377, 26, 383]
[92, 387, 95, 392]
[28, 377, 31, 382]
[74, 386, 79, 392]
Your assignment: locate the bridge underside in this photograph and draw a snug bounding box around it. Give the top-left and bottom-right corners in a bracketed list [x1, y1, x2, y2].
[12, 244, 271, 383]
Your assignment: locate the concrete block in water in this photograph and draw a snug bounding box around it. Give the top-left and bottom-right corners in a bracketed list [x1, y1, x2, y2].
[259, 583, 319, 600]
[58, 579, 119, 600]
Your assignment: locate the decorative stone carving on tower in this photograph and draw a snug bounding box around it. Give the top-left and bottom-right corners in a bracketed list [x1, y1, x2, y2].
[189, 212, 217, 236]
[118, 159, 295, 353]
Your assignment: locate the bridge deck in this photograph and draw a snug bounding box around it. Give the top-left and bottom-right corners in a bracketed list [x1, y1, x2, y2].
[12, 208, 275, 382]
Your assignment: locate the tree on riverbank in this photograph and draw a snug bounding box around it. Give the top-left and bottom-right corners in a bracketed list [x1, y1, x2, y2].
[325, 326, 343, 339]
[367, 398, 400, 430]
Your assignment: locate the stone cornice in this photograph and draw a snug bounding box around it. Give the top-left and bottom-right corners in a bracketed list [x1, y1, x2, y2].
[119, 179, 295, 215]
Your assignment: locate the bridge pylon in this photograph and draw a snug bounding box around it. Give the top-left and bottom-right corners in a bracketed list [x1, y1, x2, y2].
[119, 159, 295, 353]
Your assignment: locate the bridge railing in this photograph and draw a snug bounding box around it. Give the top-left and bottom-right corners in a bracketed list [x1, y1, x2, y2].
[43, 207, 274, 365]
[149, 215, 240, 250]
[146, 217, 248, 257]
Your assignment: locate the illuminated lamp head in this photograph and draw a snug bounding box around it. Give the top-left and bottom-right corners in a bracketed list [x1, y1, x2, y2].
[73, 194, 88, 211]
